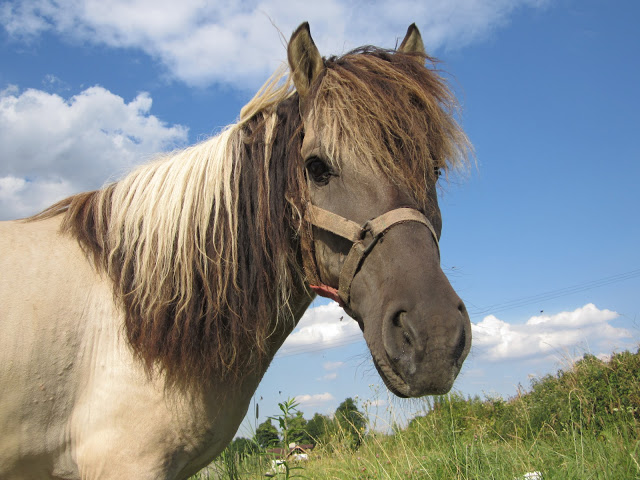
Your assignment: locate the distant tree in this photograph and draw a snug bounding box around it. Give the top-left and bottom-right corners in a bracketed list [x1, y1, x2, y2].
[227, 437, 259, 459]
[305, 412, 331, 444]
[336, 398, 366, 431]
[289, 410, 313, 445]
[254, 419, 279, 449]
[335, 397, 367, 448]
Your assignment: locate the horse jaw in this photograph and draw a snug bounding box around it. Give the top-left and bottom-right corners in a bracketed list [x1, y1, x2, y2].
[348, 224, 471, 398]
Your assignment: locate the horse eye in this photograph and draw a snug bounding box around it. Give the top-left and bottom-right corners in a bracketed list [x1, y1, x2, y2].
[305, 157, 333, 185]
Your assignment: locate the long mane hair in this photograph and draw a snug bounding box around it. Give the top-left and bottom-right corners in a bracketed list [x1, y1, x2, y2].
[30, 47, 470, 388]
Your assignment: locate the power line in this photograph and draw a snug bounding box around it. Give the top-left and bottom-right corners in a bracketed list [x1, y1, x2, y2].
[273, 267, 640, 360]
[274, 332, 365, 359]
[467, 268, 640, 317]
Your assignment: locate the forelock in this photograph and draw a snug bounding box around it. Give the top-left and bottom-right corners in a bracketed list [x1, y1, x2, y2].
[308, 48, 471, 205]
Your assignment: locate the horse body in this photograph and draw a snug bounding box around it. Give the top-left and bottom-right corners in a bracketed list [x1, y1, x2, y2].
[0, 217, 307, 479]
[0, 23, 472, 479]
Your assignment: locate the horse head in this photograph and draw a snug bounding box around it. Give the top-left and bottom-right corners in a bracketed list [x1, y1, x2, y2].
[288, 23, 472, 397]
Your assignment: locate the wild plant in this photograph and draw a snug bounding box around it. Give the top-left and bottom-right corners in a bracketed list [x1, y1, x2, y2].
[266, 397, 306, 479]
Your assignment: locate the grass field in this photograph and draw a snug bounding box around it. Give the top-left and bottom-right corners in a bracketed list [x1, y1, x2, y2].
[194, 349, 640, 479]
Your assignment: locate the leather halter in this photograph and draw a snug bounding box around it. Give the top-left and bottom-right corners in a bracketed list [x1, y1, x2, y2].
[302, 203, 440, 310]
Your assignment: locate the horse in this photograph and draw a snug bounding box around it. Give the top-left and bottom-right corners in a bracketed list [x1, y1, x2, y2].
[0, 22, 472, 479]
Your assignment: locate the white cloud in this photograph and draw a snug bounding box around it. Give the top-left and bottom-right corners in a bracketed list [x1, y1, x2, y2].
[323, 361, 344, 371]
[0, 86, 188, 220]
[295, 392, 335, 407]
[279, 302, 361, 355]
[0, 176, 75, 220]
[317, 372, 338, 381]
[472, 304, 631, 362]
[41, 74, 71, 94]
[1, 0, 551, 88]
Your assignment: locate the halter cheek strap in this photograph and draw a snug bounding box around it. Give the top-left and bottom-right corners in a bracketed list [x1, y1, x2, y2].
[302, 204, 440, 310]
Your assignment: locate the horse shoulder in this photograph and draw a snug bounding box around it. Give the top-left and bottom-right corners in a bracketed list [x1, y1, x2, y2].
[0, 217, 270, 479]
[0, 218, 174, 478]
[0, 216, 110, 476]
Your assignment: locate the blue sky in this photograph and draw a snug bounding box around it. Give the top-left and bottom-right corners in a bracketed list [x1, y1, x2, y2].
[1, 0, 638, 435]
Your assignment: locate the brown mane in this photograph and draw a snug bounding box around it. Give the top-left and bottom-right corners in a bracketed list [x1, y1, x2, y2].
[314, 47, 470, 209]
[29, 45, 469, 388]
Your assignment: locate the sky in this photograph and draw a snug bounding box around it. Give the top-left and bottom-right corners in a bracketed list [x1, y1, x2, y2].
[1, 0, 639, 437]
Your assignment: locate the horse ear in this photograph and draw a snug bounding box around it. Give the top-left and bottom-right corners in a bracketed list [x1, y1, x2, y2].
[288, 22, 324, 99]
[399, 23, 426, 57]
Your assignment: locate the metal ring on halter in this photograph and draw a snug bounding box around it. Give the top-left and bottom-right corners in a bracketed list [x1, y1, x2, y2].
[303, 204, 440, 309]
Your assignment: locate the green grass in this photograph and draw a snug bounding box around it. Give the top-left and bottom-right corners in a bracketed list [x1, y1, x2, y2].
[301, 403, 639, 479]
[193, 349, 640, 479]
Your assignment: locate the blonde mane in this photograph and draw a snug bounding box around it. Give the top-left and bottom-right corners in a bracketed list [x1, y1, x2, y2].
[32, 70, 306, 387]
[30, 46, 470, 387]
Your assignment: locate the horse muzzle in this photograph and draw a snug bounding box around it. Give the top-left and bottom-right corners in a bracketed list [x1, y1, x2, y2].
[302, 204, 471, 398]
[377, 300, 470, 396]
[349, 222, 472, 397]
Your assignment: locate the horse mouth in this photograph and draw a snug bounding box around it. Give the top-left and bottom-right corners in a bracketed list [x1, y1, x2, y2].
[370, 352, 412, 398]
[351, 315, 408, 396]
[369, 346, 460, 398]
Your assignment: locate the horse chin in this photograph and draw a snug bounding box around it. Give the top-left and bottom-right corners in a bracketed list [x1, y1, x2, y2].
[369, 350, 457, 398]
[370, 356, 411, 398]
[351, 311, 460, 397]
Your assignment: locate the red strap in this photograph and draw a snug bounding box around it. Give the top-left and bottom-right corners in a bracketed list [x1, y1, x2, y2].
[309, 284, 346, 308]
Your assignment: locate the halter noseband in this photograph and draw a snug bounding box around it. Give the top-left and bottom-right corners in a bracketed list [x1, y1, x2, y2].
[302, 204, 440, 310]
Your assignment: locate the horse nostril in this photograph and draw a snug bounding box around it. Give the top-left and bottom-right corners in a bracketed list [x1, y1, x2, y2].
[457, 301, 467, 315]
[391, 311, 413, 347]
[388, 310, 425, 357]
[402, 330, 412, 347]
[452, 327, 466, 363]
[392, 310, 403, 328]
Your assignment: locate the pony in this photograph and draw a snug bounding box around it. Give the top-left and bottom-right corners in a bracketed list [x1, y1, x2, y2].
[0, 22, 472, 479]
